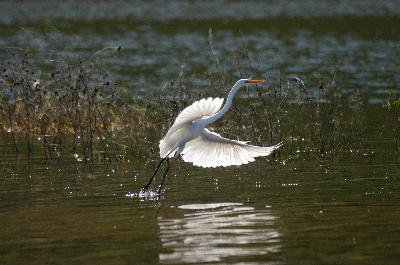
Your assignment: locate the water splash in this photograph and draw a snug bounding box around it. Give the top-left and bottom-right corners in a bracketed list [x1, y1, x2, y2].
[125, 190, 160, 201]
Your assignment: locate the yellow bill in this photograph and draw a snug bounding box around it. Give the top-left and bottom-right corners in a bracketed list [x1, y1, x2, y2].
[245, 79, 266, 84]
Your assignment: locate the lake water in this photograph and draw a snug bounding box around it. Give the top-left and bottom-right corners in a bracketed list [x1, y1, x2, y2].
[1, 153, 399, 264]
[1, 0, 399, 100]
[1, 1, 400, 264]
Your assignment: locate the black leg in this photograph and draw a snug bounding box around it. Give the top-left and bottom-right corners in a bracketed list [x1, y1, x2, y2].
[157, 155, 179, 195]
[141, 156, 168, 192]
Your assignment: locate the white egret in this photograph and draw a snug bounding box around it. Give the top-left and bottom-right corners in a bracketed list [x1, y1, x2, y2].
[141, 79, 282, 194]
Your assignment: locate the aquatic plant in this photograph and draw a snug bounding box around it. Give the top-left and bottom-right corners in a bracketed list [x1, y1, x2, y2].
[0, 47, 124, 161]
[383, 97, 400, 152]
[0, 43, 382, 165]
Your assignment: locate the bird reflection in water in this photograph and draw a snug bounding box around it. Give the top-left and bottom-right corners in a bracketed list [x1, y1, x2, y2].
[158, 203, 281, 264]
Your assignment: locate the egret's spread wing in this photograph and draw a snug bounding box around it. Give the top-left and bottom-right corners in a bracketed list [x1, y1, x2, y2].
[159, 97, 224, 158]
[174, 97, 224, 126]
[181, 129, 282, 168]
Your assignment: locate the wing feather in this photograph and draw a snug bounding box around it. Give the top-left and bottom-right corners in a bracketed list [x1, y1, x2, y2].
[159, 97, 224, 158]
[174, 97, 224, 126]
[181, 128, 282, 168]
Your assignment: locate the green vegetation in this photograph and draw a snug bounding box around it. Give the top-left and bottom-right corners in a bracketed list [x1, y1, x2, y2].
[0, 45, 396, 164]
[383, 97, 400, 151]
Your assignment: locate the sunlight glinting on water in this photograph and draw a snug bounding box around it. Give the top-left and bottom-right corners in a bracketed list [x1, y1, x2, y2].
[158, 203, 281, 264]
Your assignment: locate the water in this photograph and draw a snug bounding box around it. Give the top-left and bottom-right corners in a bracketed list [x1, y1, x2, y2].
[1, 1, 399, 100]
[1, 155, 399, 264]
[1, 1, 400, 264]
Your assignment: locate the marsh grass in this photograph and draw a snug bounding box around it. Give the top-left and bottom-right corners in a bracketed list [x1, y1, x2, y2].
[0, 47, 124, 161]
[0, 40, 387, 166]
[383, 95, 400, 152]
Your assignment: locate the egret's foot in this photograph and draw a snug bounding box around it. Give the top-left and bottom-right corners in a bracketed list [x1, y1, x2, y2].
[141, 185, 149, 193]
[140, 183, 152, 195]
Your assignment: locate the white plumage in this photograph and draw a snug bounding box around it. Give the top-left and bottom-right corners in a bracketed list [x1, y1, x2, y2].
[142, 79, 282, 194]
[181, 128, 282, 168]
[159, 97, 224, 159]
[159, 79, 282, 167]
[174, 97, 224, 126]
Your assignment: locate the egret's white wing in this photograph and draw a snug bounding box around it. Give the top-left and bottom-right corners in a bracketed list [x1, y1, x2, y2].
[159, 97, 224, 158]
[181, 128, 282, 168]
[174, 97, 224, 126]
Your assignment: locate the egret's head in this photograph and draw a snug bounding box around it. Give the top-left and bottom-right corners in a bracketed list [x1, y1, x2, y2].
[236, 78, 266, 86]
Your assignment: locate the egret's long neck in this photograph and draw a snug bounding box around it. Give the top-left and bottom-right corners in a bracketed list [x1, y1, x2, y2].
[199, 82, 243, 127]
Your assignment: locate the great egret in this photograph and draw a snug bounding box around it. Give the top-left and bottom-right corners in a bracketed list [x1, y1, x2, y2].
[141, 79, 282, 194]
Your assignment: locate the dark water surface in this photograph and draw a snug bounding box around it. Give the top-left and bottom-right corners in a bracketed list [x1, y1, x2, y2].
[1, 1, 400, 264]
[1, 153, 399, 264]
